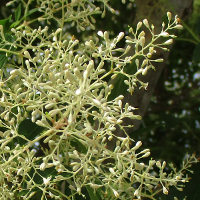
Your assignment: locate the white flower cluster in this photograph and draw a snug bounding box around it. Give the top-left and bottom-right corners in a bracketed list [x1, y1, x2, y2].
[0, 0, 197, 200]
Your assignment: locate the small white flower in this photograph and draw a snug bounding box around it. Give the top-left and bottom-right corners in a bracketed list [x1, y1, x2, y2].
[53, 36, 57, 42]
[43, 176, 51, 186]
[160, 32, 169, 37]
[108, 135, 113, 141]
[97, 30, 103, 37]
[89, 183, 102, 189]
[128, 106, 135, 111]
[164, 39, 173, 45]
[113, 189, 119, 198]
[10, 69, 19, 76]
[134, 188, 139, 196]
[134, 141, 142, 149]
[142, 152, 151, 158]
[40, 163, 46, 171]
[143, 19, 149, 28]
[174, 24, 183, 30]
[109, 167, 115, 174]
[136, 22, 142, 30]
[24, 50, 31, 59]
[75, 88, 81, 95]
[163, 186, 168, 195]
[167, 12, 172, 21]
[110, 42, 115, 48]
[92, 99, 101, 106]
[154, 58, 164, 62]
[117, 32, 124, 41]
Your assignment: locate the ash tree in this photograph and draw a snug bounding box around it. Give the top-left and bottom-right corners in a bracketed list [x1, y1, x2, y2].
[0, 0, 197, 199]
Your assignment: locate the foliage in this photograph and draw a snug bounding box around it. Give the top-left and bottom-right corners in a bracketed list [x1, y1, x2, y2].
[0, 0, 197, 199]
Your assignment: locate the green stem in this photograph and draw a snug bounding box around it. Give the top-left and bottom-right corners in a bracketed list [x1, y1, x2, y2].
[0, 48, 21, 56]
[48, 187, 72, 200]
[60, 0, 65, 41]
[2, 129, 52, 167]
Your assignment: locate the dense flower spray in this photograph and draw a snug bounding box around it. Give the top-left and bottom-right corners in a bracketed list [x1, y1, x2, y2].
[0, 0, 197, 199]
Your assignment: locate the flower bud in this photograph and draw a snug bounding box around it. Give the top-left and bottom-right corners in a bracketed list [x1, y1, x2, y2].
[113, 189, 119, 198]
[103, 31, 109, 41]
[164, 39, 173, 45]
[132, 141, 142, 151]
[40, 163, 46, 171]
[160, 32, 169, 37]
[154, 58, 164, 62]
[139, 36, 145, 47]
[45, 103, 56, 109]
[109, 168, 115, 174]
[163, 186, 168, 195]
[43, 177, 51, 186]
[167, 12, 172, 21]
[97, 30, 103, 37]
[24, 51, 31, 59]
[117, 32, 124, 42]
[174, 24, 183, 30]
[49, 109, 60, 117]
[92, 98, 101, 106]
[143, 19, 149, 28]
[136, 21, 142, 30]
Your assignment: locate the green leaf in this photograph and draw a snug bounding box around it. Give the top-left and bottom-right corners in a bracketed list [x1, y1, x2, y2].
[0, 17, 10, 27]
[15, 4, 22, 21]
[10, 6, 38, 28]
[18, 119, 45, 140]
[71, 138, 87, 154]
[17, 183, 41, 199]
[0, 18, 8, 26]
[11, 8, 39, 28]
[0, 16, 16, 67]
[10, 20, 21, 28]
[26, 8, 39, 17]
[0, 33, 16, 68]
[0, 54, 8, 68]
[0, 15, 12, 32]
[86, 186, 101, 200]
[108, 73, 128, 101]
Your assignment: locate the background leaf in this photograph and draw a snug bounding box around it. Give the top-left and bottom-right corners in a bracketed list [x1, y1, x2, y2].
[86, 186, 101, 200]
[18, 119, 45, 140]
[0, 54, 8, 68]
[15, 4, 22, 21]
